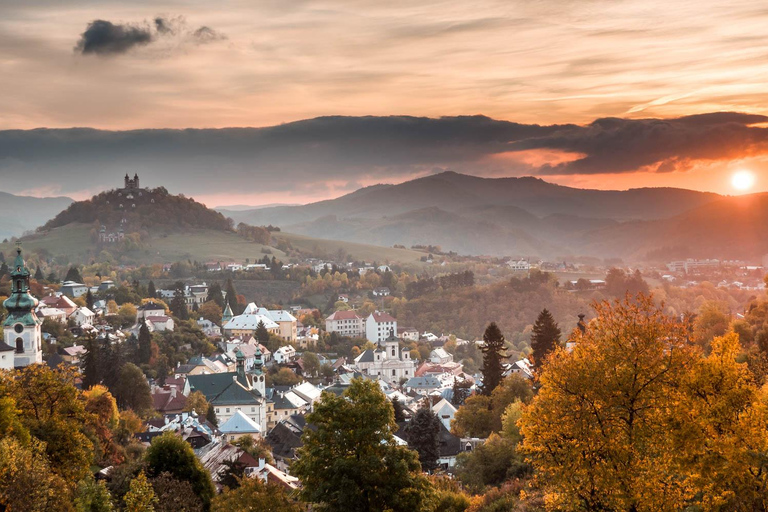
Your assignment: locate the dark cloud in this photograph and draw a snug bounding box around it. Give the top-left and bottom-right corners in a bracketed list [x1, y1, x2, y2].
[1, 113, 767, 197]
[192, 26, 227, 44]
[75, 16, 226, 56]
[509, 112, 768, 175]
[74, 20, 153, 55]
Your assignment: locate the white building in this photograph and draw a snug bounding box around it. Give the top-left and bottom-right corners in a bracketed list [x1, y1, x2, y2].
[508, 259, 531, 271]
[354, 332, 416, 384]
[432, 398, 458, 431]
[365, 311, 397, 343]
[60, 281, 88, 298]
[70, 307, 96, 327]
[273, 345, 296, 364]
[429, 348, 453, 364]
[137, 301, 166, 320]
[325, 310, 365, 338]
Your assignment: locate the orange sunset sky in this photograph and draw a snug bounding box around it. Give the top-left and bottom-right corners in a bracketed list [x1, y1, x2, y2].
[2, 0, 768, 204]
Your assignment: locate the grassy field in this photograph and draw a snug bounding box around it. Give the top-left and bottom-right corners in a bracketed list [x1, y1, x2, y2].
[2, 223, 425, 267]
[273, 231, 426, 266]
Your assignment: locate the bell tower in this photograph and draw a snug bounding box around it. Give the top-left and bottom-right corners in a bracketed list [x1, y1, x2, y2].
[3, 247, 42, 367]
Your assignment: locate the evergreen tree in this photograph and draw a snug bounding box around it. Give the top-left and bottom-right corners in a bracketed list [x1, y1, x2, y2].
[530, 309, 562, 371]
[451, 378, 472, 406]
[147, 280, 157, 299]
[206, 283, 224, 308]
[480, 322, 506, 396]
[255, 320, 270, 343]
[392, 397, 407, 423]
[205, 404, 218, 427]
[82, 334, 103, 389]
[137, 321, 152, 365]
[46, 271, 57, 283]
[65, 266, 84, 283]
[171, 287, 189, 321]
[224, 279, 240, 315]
[85, 290, 94, 310]
[34, 267, 43, 281]
[104, 342, 124, 391]
[145, 432, 215, 509]
[405, 407, 441, 471]
[0, 262, 8, 278]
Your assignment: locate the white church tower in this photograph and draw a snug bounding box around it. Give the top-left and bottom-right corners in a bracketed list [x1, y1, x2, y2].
[3, 247, 43, 367]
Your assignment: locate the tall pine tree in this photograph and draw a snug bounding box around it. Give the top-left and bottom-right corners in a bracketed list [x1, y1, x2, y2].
[65, 266, 84, 283]
[147, 280, 157, 299]
[171, 285, 189, 320]
[480, 322, 506, 396]
[404, 407, 441, 471]
[81, 334, 103, 389]
[137, 320, 152, 364]
[224, 279, 241, 315]
[255, 320, 270, 343]
[206, 283, 225, 308]
[530, 309, 562, 371]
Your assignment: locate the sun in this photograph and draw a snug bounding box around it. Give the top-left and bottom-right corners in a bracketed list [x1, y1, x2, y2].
[731, 170, 756, 191]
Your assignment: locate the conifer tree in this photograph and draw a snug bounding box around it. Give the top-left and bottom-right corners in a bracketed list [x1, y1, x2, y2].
[530, 309, 561, 371]
[255, 320, 270, 343]
[170, 287, 189, 320]
[480, 322, 506, 396]
[405, 407, 442, 471]
[0, 262, 8, 278]
[147, 280, 157, 298]
[137, 321, 152, 365]
[392, 397, 407, 423]
[224, 279, 240, 315]
[82, 334, 103, 389]
[34, 267, 43, 281]
[206, 283, 224, 308]
[65, 266, 84, 283]
[85, 290, 94, 310]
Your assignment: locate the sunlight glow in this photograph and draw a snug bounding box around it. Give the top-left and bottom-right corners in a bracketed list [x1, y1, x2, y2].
[731, 170, 756, 191]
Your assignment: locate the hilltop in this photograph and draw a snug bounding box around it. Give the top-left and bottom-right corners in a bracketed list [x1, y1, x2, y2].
[0, 191, 73, 240]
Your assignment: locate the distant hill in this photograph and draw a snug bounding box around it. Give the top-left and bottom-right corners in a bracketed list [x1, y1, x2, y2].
[223, 171, 722, 258]
[44, 185, 231, 233]
[0, 192, 73, 240]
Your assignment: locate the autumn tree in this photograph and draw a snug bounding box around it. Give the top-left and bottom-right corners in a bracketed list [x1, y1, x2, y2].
[292, 378, 435, 511]
[452, 374, 533, 438]
[211, 477, 302, 512]
[0, 438, 72, 511]
[124, 471, 158, 512]
[198, 301, 222, 325]
[479, 323, 506, 396]
[183, 391, 210, 417]
[530, 308, 561, 371]
[521, 295, 697, 511]
[150, 472, 203, 512]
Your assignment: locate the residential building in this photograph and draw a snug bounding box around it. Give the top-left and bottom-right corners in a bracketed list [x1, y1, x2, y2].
[325, 310, 364, 338]
[273, 345, 296, 364]
[137, 301, 166, 320]
[70, 307, 95, 327]
[60, 281, 88, 298]
[430, 348, 453, 364]
[432, 398, 458, 431]
[219, 410, 262, 441]
[365, 311, 397, 343]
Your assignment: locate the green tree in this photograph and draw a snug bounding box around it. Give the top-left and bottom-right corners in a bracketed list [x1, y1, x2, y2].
[224, 279, 240, 315]
[205, 283, 224, 308]
[82, 333, 104, 389]
[405, 407, 441, 471]
[479, 323, 506, 396]
[455, 433, 529, 492]
[392, 397, 407, 423]
[255, 320, 270, 343]
[271, 367, 301, 387]
[198, 301, 222, 325]
[145, 432, 215, 510]
[211, 477, 302, 512]
[302, 351, 320, 377]
[113, 363, 153, 415]
[65, 266, 84, 283]
[124, 471, 158, 512]
[292, 378, 436, 511]
[137, 321, 152, 364]
[147, 280, 157, 298]
[85, 289, 94, 310]
[150, 472, 203, 512]
[171, 286, 189, 320]
[75, 474, 115, 512]
[530, 309, 561, 371]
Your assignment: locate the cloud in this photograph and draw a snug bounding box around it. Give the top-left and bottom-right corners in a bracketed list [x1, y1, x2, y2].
[1, 113, 768, 201]
[74, 20, 154, 55]
[75, 16, 226, 56]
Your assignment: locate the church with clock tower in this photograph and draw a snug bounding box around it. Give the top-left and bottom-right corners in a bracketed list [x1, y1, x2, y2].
[1, 247, 43, 369]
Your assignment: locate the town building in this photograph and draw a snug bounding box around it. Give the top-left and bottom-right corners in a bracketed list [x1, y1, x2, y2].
[354, 330, 416, 384]
[365, 311, 397, 343]
[325, 310, 365, 338]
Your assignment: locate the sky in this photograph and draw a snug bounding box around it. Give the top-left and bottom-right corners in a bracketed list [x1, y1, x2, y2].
[3, 0, 768, 205]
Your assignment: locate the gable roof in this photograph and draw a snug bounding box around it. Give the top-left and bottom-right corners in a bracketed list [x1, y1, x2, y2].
[354, 349, 375, 364]
[326, 310, 362, 321]
[370, 312, 396, 323]
[187, 372, 250, 401]
[219, 410, 261, 434]
[210, 379, 262, 405]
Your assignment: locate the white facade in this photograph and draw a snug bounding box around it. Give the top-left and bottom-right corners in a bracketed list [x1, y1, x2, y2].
[365, 311, 397, 343]
[273, 345, 296, 364]
[325, 311, 364, 338]
[354, 334, 416, 384]
[71, 307, 95, 327]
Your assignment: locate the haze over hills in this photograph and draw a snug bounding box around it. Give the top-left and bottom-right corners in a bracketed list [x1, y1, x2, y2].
[0, 191, 73, 241]
[220, 171, 729, 259]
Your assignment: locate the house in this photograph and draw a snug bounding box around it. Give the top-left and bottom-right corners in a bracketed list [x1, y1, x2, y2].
[98, 280, 116, 292]
[185, 350, 268, 426]
[398, 327, 419, 342]
[372, 287, 391, 297]
[325, 310, 364, 338]
[60, 281, 88, 298]
[354, 331, 417, 385]
[273, 345, 296, 364]
[269, 390, 308, 427]
[145, 315, 174, 332]
[365, 311, 397, 343]
[240, 304, 298, 342]
[405, 375, 441, 393]
[337, 294, 349, 303]
[197, 318, 221, 338]
[36, 307, 68, 324]
[137, 301, 166, 320]
[219, 410, 262, 441]
[266, 415, 306, 469]
[429, 348, 453, 364]
[39, 294, 78, 317]
[0, 341, 14, 370]
[70, 307, 96, 327]
[505, 358, 534, 379]
[508, 259, 531, 271]
[291, 381, 322, 407]
[198, 441, 260, 484]
[431, 398, 458, 431]
[62, 344, 87, 365]
[249, 458, 300, 490]
[223, 312, 279, 339]
[151, 386, 188, 415]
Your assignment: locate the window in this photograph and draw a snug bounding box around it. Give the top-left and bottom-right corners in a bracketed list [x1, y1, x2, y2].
[392, 370, 396, 376]
[251, 407, 256, 412]
[15, 338, 23, 353]
[215, 408, 220, 413]
[226, 408, 230, 413]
